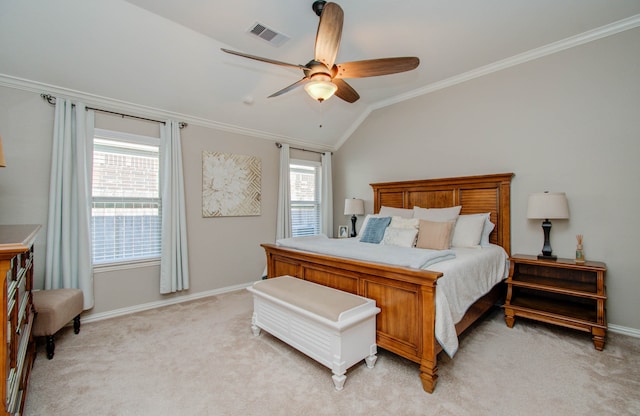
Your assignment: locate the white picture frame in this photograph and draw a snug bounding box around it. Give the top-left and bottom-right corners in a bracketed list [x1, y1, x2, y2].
[338, 225, 349, 238]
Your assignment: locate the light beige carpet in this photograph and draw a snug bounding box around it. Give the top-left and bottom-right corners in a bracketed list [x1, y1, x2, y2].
[24, 290, 640, 416]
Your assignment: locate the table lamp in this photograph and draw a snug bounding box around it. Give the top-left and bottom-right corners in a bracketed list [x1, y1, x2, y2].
[344, 198, 364, 237]
[527, 192, 569, 260]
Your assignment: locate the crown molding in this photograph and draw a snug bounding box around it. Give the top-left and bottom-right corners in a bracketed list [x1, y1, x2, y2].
[2, 14, 638, 153]
[338, 14, 640, 149]
[0, 73, 331, 152]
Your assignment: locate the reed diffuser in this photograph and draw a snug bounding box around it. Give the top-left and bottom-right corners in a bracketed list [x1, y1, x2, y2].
[575, 234, 585, 264]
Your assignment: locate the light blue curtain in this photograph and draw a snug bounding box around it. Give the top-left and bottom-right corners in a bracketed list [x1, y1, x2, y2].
[320, 151, 333, 236]
[45, 98, 95, 309]
[276, 144, 291, 240]
[159, 121, 189, 294]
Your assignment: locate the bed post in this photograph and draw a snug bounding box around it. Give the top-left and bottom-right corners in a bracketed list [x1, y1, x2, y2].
[418, 282, 438, 393]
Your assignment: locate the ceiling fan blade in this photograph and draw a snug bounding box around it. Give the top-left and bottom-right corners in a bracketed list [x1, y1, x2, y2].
[335, 57, 420, 79]
[268, 78, 309, 98]
[221, 48, 307, 71]
[333, 78, 359, 103]
[314, 2, 343, 69]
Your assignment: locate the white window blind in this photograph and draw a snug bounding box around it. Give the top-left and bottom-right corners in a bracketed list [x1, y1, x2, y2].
[91, 129, 161, 264]
[290, 161, 321, 237]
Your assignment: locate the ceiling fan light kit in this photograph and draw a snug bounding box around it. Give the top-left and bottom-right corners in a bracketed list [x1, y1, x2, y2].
[221, 1, 419, 103]
[304, 74, 337, 102]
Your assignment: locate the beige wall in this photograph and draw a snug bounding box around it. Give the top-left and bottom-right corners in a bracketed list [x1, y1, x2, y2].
[332, 27, 640, 330]
[0, 87, 281, 316]
[1, 27, 638, 331]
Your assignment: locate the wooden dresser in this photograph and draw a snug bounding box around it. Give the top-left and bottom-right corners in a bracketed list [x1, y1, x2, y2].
[0, 224, 40, 415]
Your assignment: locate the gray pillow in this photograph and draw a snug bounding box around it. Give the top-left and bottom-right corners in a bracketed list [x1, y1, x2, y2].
[360, 217, 391, 244]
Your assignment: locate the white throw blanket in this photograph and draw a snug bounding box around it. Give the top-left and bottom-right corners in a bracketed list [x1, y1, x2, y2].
[276, 235, 455, 269]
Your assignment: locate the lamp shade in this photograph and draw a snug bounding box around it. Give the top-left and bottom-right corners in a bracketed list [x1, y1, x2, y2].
[0, 135, 5, 167]
[344, 198, 364, 216]
[527, 192, 569, 219]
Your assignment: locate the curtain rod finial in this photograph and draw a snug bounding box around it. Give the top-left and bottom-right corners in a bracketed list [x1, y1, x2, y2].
[41, 94, 56, 105]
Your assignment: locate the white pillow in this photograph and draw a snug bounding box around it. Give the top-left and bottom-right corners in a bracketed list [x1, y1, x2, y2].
[379, 206, 413, 219]
[381, 227, 418, 248]
[480, 216, 495, 246]
[413, 205, 462, 222]
[389, 216, 419, 229]
[451, 213, 487, 248]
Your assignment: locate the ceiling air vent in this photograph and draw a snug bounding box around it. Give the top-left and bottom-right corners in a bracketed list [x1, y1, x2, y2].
[247, 22, 290, 47]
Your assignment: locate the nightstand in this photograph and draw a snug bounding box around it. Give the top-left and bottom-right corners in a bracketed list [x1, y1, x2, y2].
[503, 254, 607, 350]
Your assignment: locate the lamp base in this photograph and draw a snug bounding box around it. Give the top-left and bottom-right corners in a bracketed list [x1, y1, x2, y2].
[350, 215, 357, 238]
[538, 219, 556, 261]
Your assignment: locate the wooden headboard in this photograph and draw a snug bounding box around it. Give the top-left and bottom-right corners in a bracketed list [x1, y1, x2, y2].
[370, 173, 514, 255]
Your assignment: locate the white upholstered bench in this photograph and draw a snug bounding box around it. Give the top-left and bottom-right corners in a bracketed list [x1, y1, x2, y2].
[247, 275, 381, 390]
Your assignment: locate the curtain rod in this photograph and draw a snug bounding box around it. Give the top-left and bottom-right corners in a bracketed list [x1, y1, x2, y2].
[41, 94, 187, 129]
[275, 142, 331, 155]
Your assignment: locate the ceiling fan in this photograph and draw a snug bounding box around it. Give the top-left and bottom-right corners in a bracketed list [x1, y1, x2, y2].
[221, 0, 419, 103]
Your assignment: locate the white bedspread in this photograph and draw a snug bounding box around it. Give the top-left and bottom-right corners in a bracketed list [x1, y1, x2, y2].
[275, 236, 508, 358]
[428, 245, 508, 357]
[276, 235, 455, 269]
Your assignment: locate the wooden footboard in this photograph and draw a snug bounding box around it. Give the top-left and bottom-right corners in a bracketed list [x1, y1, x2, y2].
[262, 243, 443, 392]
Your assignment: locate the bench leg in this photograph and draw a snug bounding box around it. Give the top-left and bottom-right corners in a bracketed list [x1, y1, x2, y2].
[331, 373, 346, 391]
[250, 312, 261, 336]
[73, 314, 81, 334]
[45, 336, 55, 360]
[365, 353, 378, 369]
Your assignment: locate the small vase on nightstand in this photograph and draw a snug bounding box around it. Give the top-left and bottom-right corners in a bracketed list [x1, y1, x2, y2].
[575, 235, 585, 264]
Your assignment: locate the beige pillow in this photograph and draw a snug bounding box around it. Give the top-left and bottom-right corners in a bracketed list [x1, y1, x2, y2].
[416, 220, 455, 250]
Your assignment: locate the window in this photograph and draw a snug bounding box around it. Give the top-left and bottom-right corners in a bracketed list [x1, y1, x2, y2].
[289, 160, 321, 237]
[91, 128, 161, 265]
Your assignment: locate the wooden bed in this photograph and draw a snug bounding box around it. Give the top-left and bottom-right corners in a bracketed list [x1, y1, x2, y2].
[262, 172, 514, 393]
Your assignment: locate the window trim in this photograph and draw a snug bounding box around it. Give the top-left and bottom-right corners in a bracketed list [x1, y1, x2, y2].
[91, 128, 162, 267]
[289, 158, 322, 237]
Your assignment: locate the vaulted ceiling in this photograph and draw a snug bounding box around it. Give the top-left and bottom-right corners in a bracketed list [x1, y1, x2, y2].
[1, 1, 639, 150]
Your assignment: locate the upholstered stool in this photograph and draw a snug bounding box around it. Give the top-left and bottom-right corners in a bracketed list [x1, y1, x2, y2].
[32, 289, 84, 359]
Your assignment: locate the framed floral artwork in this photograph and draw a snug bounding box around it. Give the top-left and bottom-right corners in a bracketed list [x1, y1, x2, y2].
[202, 151, 261, 217]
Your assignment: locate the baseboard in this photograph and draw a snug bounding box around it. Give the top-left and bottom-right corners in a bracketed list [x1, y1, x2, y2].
[81, 281, 255, 324]
[608, 324, 640, 339]
[79, 282, 640, 340]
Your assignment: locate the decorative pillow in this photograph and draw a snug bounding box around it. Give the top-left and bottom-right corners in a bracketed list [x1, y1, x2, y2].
[415, 220, 455, 250]
[359, 216, 391, 244]
[381, 227, 419, 248]
[480, 216, 495, 246]
[451, 214, 487, 248]
[389, 216, 420, 230]
[357, 214, 380, 240]
[379, 206, 413, 219]
[413, 205, 462, 222]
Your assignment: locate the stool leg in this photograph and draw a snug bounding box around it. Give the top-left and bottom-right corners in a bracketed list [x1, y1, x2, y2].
[73, 315, 81, 334]
[45, 336, 55, 360]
